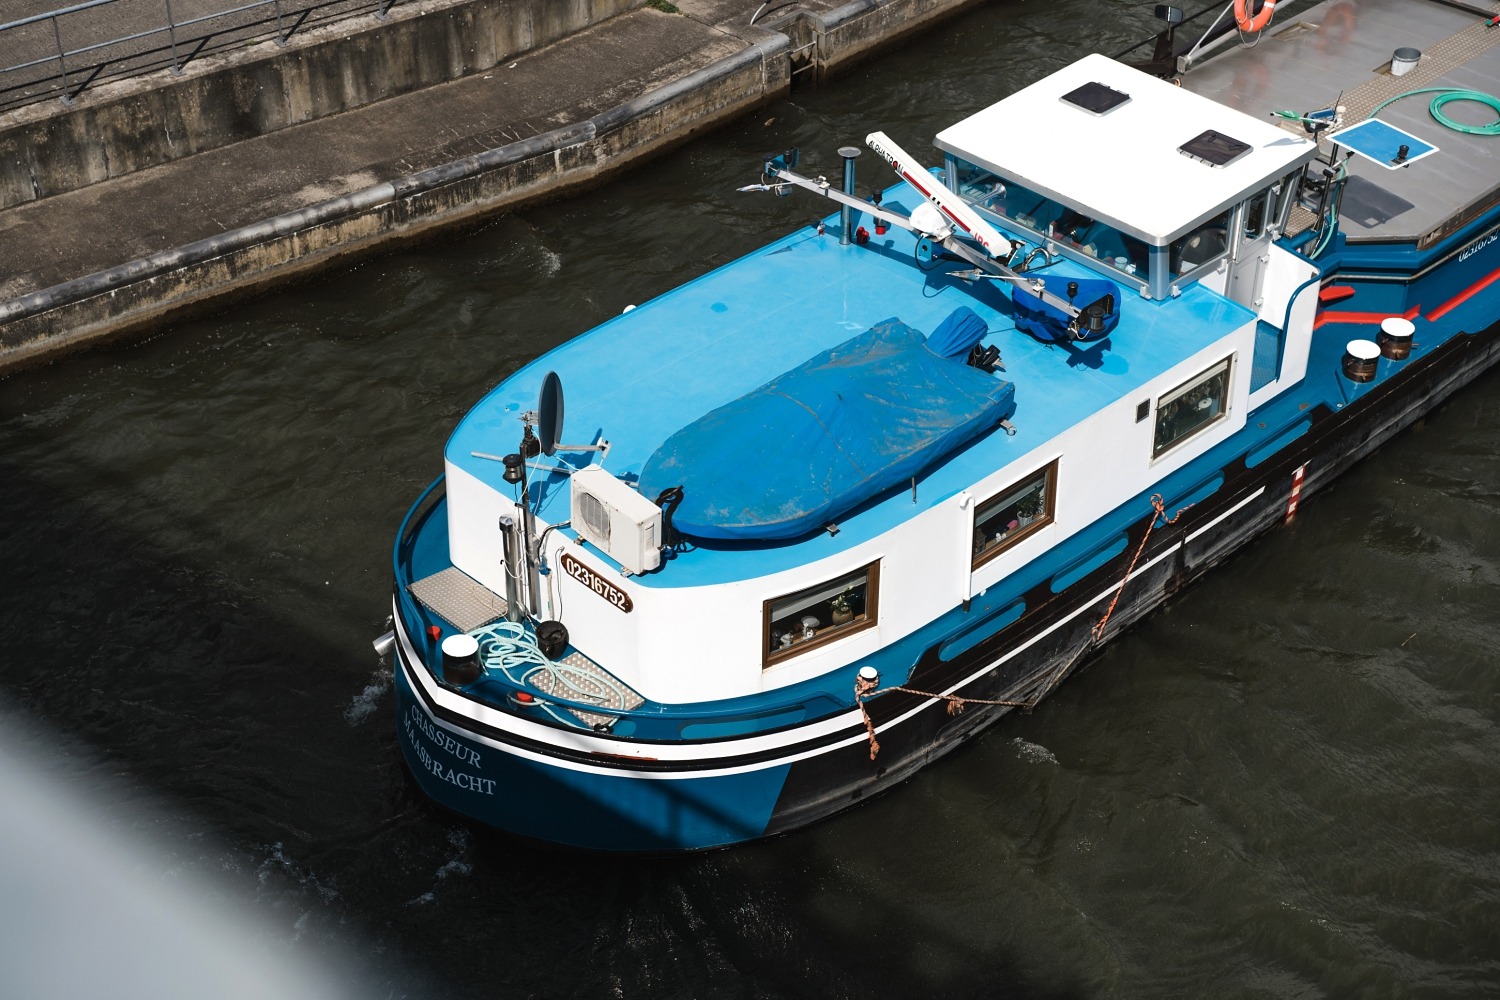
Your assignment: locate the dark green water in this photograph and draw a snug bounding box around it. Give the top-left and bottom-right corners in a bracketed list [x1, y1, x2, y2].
[2, 4, 1498, 996]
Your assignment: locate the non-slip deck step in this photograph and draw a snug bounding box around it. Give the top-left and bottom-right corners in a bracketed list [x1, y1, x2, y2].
[408, 566, 508, 633]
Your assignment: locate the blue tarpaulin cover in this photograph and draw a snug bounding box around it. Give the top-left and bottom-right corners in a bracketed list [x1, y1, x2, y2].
[638, 316, 1016, 540]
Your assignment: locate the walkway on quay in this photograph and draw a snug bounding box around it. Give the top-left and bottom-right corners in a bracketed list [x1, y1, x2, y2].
[0, 0, 984, 372]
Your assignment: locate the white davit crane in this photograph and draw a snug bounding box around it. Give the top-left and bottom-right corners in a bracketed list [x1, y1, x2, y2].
[863, 130, 1012, 261]
[738, 135, 1084, 323]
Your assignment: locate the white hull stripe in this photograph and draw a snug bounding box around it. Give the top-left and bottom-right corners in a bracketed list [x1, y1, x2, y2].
[398, 487, 1266, 778]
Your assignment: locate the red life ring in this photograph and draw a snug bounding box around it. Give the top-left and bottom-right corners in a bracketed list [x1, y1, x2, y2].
[1234, 0, 1276, 32]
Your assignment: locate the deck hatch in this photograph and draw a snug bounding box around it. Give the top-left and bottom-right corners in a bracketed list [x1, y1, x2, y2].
[1060, 81, 1131, 116]
[1178, 129, 1252, 168]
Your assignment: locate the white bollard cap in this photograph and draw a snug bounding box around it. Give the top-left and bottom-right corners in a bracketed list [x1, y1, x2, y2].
[1380, 316, 1415, 339]
[441, 634, 479, 658]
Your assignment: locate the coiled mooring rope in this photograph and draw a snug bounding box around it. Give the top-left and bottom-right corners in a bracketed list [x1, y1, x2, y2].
[468, 621, 634, 727]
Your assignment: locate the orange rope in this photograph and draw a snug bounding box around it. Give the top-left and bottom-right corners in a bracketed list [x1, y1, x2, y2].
[853, 494, 1193, 762]
[854, 678, 1031, 761]
[1090, 494, 1188, 642]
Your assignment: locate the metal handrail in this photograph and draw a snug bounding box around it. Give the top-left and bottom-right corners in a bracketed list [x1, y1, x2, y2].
[0, 0, 404, 113]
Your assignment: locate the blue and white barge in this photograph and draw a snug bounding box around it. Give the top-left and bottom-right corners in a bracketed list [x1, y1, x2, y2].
[387, 0, 1500, 851]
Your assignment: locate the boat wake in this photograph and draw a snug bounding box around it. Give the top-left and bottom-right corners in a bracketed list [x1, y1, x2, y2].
[405, 827, 473, 907]
[1012, 738, 1057, 765]
[343, 667, 391, 725]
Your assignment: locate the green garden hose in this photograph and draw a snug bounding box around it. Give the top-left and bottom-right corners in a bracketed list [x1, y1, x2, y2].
[1370, 87, 1500, 136]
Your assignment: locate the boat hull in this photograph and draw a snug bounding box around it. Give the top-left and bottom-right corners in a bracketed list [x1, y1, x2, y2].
[393, 313, 1500, 852]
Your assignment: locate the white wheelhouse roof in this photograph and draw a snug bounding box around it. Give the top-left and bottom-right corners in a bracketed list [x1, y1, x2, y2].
[934, 53, 1318, 245]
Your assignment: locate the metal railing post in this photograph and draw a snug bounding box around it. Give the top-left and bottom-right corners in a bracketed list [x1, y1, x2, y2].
[163, 0, 182, 74]
[272, 0, 289, 45]
[50, 15, 72, 104]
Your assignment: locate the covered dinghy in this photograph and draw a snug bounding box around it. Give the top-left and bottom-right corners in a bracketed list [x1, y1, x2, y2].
[639, 314, 1016, 540]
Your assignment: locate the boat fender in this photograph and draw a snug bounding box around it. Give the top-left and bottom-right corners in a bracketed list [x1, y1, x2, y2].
[535, 620, 569, 660]
[1234, 0, 1275, 33]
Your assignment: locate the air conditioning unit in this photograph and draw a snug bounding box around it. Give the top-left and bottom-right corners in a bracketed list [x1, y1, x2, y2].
[569, 467, 662, 575]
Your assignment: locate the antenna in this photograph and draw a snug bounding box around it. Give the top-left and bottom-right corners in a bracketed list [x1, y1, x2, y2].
[538, 371, 563, 457]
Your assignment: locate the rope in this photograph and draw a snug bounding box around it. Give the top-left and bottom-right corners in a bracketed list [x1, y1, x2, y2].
[853, 493, 1191, 761]
[468, 621, 634, 727]
[1091, 494, 1188, 641]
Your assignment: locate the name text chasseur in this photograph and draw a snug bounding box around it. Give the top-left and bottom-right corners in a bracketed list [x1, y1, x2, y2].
[404, 704, 495, 795]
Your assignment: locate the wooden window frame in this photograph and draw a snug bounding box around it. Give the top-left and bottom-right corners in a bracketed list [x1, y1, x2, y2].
[762, 561, 880, 668]
[972, 461, 1059, 569]
[1152, 356, 1233, 458]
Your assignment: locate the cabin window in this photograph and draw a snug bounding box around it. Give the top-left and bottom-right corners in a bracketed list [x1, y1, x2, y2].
[951, 158, 1149, 279]
[1169, 208, 1232, 276]
[973, 461, 1058, 567]
[1242, 188, 1272, 240]
[1154, 357, 1232, 457]
[764, 562, 879, 666]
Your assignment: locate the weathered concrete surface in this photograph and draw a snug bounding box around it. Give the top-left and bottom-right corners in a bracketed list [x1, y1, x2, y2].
[0, 0, 984, 373]
[0, 0, 642, 209]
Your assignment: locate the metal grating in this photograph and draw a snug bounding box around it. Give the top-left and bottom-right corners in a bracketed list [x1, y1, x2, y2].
[408, 567, 508, 633]
[529, 651, 645, 729]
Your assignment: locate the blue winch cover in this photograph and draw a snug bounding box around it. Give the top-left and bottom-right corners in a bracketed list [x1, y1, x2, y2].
[1012, 275, 1121, 343]
[639, 314, 1016, 540]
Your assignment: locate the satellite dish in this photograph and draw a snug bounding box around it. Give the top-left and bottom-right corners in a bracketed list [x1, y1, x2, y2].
[537, 371, 564, 457]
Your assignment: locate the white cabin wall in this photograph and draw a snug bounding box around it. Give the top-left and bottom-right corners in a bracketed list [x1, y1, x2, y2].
[752, 498, 976, 696]
[447, 461, 518, 600]
[1196, 261, 1229, 296]
[545, 541, 647, 690]
[971, 324, 1256, 597]
[1247, 244, 1322, 410]
[1258, 244, 1319, 326]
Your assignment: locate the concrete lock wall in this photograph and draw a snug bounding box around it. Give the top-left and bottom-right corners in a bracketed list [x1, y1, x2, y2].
[0, 38, 791, 370]
[0, 0, 984, 372]
[0, 0, 642, 211]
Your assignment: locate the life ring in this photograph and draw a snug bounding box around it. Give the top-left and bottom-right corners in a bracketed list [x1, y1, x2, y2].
[1234, 0, 1276, 32]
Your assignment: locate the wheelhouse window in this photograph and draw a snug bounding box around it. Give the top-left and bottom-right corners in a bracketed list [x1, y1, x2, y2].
[1154, 357, 1232, 457]
[1169, 208, 1232, 277]
[764, 562, 879, 667]
[951, 158, 1149, 279]
[973, 462, 1058, 568]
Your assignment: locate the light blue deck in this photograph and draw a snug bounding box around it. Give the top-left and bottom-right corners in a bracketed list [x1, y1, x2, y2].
[447, 182, 1255, 587]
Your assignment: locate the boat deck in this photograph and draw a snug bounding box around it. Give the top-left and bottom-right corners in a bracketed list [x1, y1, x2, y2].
[446, 187, 1254, 587]
[1182, 0, 1500, 245]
